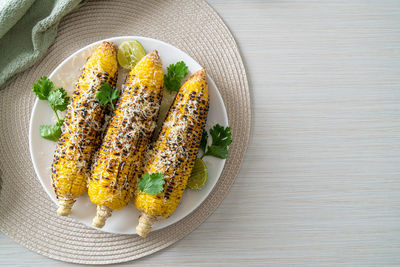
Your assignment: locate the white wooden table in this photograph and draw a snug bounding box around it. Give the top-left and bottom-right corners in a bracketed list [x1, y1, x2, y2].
[2, 0, 400, 265]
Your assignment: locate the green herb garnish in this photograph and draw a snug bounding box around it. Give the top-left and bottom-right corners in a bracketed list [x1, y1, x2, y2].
[39, 120, 64, 142]
[201, 124, 232, 159]
[164, 61, 189, 92]
[32, 76, 70, 141]
[32, 76, 54, 100]
[138, 172, 165, 195]
[96, 82, 120, 110]
[48, 88, 70, 121]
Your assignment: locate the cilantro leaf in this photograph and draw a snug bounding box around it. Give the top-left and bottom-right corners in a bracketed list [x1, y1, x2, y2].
[202, 124, 232, 159]
[138, 172, 165, 195]
[40, 121, 63, 142]
[32, 76, 54, 100]
[209, 124, 232, 147]
[48, 88, 70, 112]
[164, 61, 189, 92]
[111, 86, 120, 100]
[200, 130, 208, 152]
[32, 77, 71, 142]
[96, 82, 119, 109]
[204, 145, 229, 159]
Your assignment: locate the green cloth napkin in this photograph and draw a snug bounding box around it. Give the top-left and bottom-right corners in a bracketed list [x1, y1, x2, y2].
[0, 0, 86, 89]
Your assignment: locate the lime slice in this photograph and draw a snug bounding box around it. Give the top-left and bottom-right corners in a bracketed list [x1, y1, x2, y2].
[187, 158, 208, 190]
[117, 40, 146, 70]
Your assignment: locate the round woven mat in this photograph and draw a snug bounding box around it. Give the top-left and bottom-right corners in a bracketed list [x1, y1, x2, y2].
[0, 0, 250, 264]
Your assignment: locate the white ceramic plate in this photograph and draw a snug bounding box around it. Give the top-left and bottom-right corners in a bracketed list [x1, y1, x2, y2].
[29, 36, 228, 234]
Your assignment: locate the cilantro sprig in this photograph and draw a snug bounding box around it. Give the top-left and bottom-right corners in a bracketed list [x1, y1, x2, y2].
[164, 61, 189, 92]
[48, 88, 69, 121]
[32, 76, 54, 100]
[96, 82, 119, 110]
[187, 124, 232, 191]
[32, 76, 70, 141]
[200, 124, 232, 159]
[138, 172, 165, 195]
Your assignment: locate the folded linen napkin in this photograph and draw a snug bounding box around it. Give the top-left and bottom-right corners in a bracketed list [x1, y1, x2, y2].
[0, 0, 86, 89]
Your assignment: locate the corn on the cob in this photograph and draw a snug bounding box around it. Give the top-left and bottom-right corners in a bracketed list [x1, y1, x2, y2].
[51, 42, 118, 216]
[89, 50, 164, 228]
[134, 68, 209, 237]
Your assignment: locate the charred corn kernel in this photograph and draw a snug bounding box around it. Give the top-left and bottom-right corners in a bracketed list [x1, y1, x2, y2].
[134, 68, 209, 237]
[89, 50, 164, 228]
[51, 41, 118, 216]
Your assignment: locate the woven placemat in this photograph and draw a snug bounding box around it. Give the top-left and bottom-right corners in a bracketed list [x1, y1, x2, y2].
[0, 0, 250, 264]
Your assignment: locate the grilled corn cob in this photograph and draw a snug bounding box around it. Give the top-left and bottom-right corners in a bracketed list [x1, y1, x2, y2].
[52, 41, 118, 216]
[134, 68, 209, 237]
[89, 50, 164, 228]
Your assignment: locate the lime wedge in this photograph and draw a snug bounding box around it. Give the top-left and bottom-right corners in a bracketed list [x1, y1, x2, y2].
[117, 40, 146, 70]
[187, 158, 208, 190]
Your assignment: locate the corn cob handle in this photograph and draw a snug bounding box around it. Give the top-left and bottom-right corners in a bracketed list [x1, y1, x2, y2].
[52, 42, 118, 216]
[134, 68, 209, 237]
[89, 50, 164, 228]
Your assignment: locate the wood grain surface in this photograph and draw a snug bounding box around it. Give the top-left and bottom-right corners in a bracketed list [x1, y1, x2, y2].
[1, 0, 400, 265]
